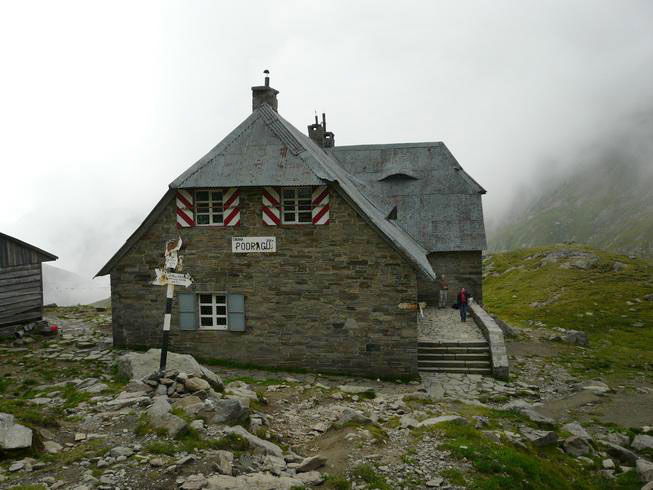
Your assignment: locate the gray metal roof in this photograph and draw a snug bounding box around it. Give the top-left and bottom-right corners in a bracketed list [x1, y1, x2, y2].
[328, 143, 487, 252]
[99, 105, 436, 280]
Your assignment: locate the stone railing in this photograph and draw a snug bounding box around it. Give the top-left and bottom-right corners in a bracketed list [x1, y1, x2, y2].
[468, 299, 509, 380]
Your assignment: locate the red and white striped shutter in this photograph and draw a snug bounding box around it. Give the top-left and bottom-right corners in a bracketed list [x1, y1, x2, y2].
[262, 187, 281, 225]
[223, 187, 240, 226]
[176, 189, 195, 228]
[311, 185, 330, 225]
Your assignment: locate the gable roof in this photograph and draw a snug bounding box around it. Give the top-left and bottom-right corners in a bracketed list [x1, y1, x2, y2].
[97, 104, 436, 281]
[0, 232, 58, 267]
[329, 143, 487, 252]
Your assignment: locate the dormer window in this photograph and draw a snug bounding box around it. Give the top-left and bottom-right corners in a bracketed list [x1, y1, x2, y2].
[282, 187, 312, 224]
[195, 189, 224, 225]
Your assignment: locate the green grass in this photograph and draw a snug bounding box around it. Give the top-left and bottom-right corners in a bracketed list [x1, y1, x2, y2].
[58, 384, 93, 410]
[351, 464, 391, 490]
[0, 399, 59, 428]
[144, 431, 251, 456]
[441, 467, 466, 486]
[415, 421, 639, 489]
[223, 375, 289, 386]
[43, 439, 108, 465]
[323, 475, 351, 490]
[484, 244, 653, 379]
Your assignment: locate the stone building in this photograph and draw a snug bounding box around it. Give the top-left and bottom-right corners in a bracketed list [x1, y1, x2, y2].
[97, 76, 486, 377]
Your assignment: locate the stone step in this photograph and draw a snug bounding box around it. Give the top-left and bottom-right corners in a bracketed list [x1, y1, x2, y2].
[418, 360, 491, 369]
[417, 346, 490, 355]
[419, 367, 492, 375]
[417, 353, 490, 361]
[418, 341, 488, 348]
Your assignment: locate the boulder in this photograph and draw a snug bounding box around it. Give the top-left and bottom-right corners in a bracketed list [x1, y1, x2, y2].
[116, 349, 223, 390]
[603, 432, 630, 447]
[180, 474, 208, 490]
[562, 422, 591, 440]
[338, 385, 376, 396]
[225, 382, 258, 403]
[205, 473, 302, 490]
[147, 398, 171, 419]
[416, 415, 467, 428]
[172, 396, 205, 416]
[204, 399, 249, 425]
[110, 446, 133, 458]
[214, 450, 234, 475]
[43, 440, 63, 454]
[184, 377, 211, 393]
[637, 459, 653, 483]
[0, 413, 33, 450]
[223, 425, 282, 457]
[520, 427, 558, 447]
[563, 436, 593, 457]
[332, 408, 372, 428]
[604, 442, 638, 465]
[296, 455, 327, 472]
[575, 380, 610, 394]
[632, 434, 653, 451]
[562, 330, 588, 347]
[295, 471, 324, 486]
[150, 412, 187, 438]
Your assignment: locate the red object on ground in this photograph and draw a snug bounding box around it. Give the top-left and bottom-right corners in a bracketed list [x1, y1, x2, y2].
[50, 325, 58, 332]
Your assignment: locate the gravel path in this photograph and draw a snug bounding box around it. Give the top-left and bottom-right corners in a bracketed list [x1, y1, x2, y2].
[417, 306, 485, 342]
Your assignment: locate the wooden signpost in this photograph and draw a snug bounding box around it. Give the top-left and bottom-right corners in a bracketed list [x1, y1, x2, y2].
[152, 237, 193, 376]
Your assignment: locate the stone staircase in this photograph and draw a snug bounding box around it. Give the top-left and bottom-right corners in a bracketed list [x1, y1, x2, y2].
[417, 340, 492, 375]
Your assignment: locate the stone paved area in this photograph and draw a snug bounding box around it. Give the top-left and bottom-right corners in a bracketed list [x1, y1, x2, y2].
[417, 306, 485, 342]
[420, 372, 540, 402]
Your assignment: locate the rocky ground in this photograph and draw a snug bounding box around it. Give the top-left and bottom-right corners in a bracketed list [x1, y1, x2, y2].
[0, 306, 652, 489]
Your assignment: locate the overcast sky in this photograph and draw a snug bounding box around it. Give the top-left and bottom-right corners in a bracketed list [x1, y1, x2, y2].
[2, 0, 652, 279]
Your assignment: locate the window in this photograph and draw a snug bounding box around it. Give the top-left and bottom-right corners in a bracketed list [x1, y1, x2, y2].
[195, 189, 223, 225]
[282, 187, 312, 224]
[198, 294, 227, 330]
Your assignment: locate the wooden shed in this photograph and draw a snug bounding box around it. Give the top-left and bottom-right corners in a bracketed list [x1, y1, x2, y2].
[0, 232, 57, 328]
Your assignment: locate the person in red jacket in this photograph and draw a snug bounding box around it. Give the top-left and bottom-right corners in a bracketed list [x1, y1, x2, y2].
[457, 287, 469, 322]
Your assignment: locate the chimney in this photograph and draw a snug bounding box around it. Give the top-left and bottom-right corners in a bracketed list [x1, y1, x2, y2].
[307, 112, 335, 148]
[251, 69, 279, 112]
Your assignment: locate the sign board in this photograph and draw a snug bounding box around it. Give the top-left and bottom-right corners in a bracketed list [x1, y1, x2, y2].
[152, 269, 193, 287]
[232, 236, 276, 253]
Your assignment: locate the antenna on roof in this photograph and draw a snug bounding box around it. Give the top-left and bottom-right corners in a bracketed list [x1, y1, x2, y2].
[314, 110, 318, 125]
[264, 69, 270, 87]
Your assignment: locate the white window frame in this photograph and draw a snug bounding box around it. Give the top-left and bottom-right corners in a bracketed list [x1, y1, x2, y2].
[281, 187, 313, 224]
[195, 189, 224, 226]
[198, 294, 228, 330]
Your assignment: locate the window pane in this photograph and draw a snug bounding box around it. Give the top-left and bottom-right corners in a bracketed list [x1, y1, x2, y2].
[282, 189, 295, 199]
[215, 295, 226, 304]
[197, 215, 209, 225]
[197, 207, 210, 214]
[199, 294, 212, 304]
[211, 191, 222, 201]
[298, 203, 312, 211]
[216, 317, 227, 326]
[200, 316, 213, 327]
[200, 306, 212, 315]
[216, 306, 226, 315]
[298, 188, 311, 198]
[196, 191, 209, 201]
[284, 213, 295, 222]
[299, 212, 312, 223]
[212, 214, 223, 223]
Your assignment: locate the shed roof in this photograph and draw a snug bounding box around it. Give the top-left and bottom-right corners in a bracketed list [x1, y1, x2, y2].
[0, 232, 58, 268]
[329, 143, 487, 252]
[98, 105, 436, 281]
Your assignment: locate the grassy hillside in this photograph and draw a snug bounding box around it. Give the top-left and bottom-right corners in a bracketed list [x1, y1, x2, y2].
[483, 244, 653, 379]
[489, 158, 653, 258]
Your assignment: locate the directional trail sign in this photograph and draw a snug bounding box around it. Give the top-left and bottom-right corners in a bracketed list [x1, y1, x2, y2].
[152, 269, 193, 288]
[152, 237, 193, 376]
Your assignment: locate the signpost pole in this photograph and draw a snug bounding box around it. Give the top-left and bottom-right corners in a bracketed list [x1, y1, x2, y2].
[159, 282, 174, 376]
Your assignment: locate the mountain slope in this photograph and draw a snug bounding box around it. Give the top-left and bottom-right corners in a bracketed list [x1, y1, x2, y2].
[489, 153, 653, 257]
[484, 244, 653, 378]
[42, 264, 110, 306]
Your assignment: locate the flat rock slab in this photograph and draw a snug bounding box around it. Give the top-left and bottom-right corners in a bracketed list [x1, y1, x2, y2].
[417, 415, 467, 428]
[224, 425, 282, 457]
[205, 473, 302, 489]
[0, 413, 33, 450]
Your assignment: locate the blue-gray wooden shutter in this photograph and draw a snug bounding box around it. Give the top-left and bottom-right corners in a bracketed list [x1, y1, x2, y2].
[227, 294, 245, 332]
[178, 292, 197, 330]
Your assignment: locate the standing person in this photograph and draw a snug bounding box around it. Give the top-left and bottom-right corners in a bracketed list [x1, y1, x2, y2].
[457, 287, 469, 322]
[438, 274, 449, 308]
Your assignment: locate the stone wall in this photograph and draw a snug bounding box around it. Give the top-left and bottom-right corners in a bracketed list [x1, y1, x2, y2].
[110, 186, 419, 377]
[417, 251, 483, 306]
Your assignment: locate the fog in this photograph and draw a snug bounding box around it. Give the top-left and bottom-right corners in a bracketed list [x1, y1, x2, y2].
[2, 0, 652, 280]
